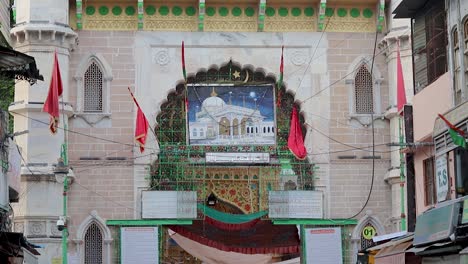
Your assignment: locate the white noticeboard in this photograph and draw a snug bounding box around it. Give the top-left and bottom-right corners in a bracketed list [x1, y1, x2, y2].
[142, 191, 197, 219]
[436, 155, 448, 202]
[305, 227, 342, 264]
[121, 227, 159, 264]
[269, 191, 323, 219]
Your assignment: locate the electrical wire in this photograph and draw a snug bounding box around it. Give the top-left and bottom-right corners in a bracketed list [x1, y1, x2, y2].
[347, 30, 379, 220]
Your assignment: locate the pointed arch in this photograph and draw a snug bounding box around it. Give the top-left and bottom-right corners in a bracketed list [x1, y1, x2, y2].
[346, 56, 384, 125]
[74, 210, 112, 264]
[350, 213, 386, 263]
[74, 53, 113, 125]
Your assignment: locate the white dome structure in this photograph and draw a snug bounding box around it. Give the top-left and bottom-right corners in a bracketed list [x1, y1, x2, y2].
[202, 96, 225, 108]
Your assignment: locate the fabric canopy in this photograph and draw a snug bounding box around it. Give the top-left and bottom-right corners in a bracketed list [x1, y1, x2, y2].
[169, 229, 275, 264]
[198, 204, 268, 224]
[168, 219, 300, 255]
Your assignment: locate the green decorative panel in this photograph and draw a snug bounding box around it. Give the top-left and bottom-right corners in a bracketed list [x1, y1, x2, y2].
[186, 6, 196, 16]
[159, 6, 169, 16]
[325, 7, 334, 17]
[304, 7, 314, 17]
[232, 7, 242, 17]
[219, 7, 228, 17]
[112, 6, 122, 16]
[172, 6, 183, 16]
[363, 8, 373, 18]
[265, 7, 275, 17]
[146, 6, 156, 15]
[98, 6, 108, 15]
[337, 8, 347, 17]
[86, 6, 95, 15]
[245, 7, 255, 17]
[278, 7, 288, 17]
[350, 8, 360, 18]
[206, 7, 216, 16]
[125, 6, 135, 16]
[291, 7, 301, 17]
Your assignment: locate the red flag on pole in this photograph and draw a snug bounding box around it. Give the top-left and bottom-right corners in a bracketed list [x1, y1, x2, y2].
[396, 43, 407, 115]
[42, 51, 63, 134]
[128, 88, 149, 153]
[288, 106, 307, 160]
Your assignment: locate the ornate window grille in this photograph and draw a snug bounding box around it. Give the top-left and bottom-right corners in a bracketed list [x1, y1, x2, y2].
[354, 65, 373, 114]
[360, 223, 377, 250]
[84, 62, 103, 112]
[84, 222, 103, 264]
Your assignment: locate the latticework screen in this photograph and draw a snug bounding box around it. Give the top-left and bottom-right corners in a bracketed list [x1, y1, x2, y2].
[84, 222, 103, 264]
[84, 62, 103, 112]
[354, 65, 373, 114]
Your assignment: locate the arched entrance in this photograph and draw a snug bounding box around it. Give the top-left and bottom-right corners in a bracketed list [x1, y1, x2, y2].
[153, 61, 312, 263]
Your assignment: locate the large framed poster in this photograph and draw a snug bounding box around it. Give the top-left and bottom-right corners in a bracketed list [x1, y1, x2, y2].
[187, 84, 276, 146]
[121, 227, 159, 264]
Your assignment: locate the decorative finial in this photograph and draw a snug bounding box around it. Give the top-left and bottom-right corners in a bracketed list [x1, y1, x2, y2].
[210, 87, 217, 97]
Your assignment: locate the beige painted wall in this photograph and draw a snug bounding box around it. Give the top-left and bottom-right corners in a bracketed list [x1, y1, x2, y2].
[412, 73, 452, 142]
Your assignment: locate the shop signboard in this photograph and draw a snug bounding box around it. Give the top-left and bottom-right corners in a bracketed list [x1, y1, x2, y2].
[413, 202, 460, 247]
[436, 155, 448, 202]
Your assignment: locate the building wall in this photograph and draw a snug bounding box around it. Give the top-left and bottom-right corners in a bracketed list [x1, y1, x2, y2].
[413, 73, 452, 142]
[63, 30, 392, 256]
[0, 0, 10, 43]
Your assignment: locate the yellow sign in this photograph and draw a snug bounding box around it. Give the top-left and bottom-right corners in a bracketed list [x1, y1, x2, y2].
[362, 226, 376, 240]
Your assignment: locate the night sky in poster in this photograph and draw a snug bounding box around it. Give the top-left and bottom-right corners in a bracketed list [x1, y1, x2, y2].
[187, 84, 275, 122]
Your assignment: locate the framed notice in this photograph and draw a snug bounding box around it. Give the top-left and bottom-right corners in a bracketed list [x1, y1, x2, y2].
[187, 84, 276, 146]
[121, 227, 159, 264]
[305, 228, 342, 264]
[436, 155, 448, 202]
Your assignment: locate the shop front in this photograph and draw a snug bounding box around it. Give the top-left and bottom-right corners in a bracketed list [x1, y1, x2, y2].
[411, 196, 468, 263]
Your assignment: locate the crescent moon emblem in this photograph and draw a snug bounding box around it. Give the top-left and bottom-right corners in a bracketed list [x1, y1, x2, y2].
[243, 70, 249, 83]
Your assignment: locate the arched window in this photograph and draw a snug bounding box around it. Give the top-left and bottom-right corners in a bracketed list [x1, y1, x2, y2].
[200, 128, 204, 137]
[84, 62, 103, 112]
[74, 211, 112, 264]
[74, 54, 113, 127]
[354, 65, 373, 114]
[84, 222, 103, 264]
[263, 127, 266, 133]
[193, 128, 198, 137]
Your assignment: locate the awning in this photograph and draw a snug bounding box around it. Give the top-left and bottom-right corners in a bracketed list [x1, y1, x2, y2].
[367, 235, 414, 252]
[0, 46, 43, 83]
[374, 241, 412, 264]
[0, 232, 41, 259]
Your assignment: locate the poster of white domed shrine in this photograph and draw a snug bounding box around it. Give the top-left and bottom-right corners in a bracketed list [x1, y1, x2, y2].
[187, 84, 276, 146]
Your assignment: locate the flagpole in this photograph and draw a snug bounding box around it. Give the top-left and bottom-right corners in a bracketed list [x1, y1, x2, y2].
[399, 116, 406, 231]
[58, 50, 69, 264]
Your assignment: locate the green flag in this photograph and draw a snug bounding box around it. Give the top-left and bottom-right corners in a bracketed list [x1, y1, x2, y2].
[449, 128, 467, 149]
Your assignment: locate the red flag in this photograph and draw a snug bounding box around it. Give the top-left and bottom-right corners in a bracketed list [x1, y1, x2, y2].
[42, 51, 63, 134]
[288, 106, 307, 160]
[128, 88, 149, 153]
[396, 43, 407, 115]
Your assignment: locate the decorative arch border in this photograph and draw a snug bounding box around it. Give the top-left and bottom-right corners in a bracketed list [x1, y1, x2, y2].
[73, 210, 113, 264]
[345, 55, 384, 126]
[350, 212, 386, 263]
[73, 52, 113, 126]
